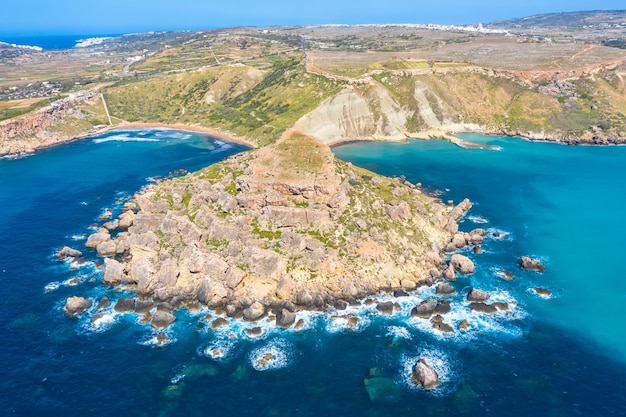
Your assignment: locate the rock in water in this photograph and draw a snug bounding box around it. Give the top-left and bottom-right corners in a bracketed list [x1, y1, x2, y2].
[64, 296, 92, 317]
[376, 301, 395, 315]
[103, 258, 124, 285]
[151, 310, 177, 329]
[243, 301, 265, 321]
[412, 359, 439, 390]
[450, 254, 475, 274]
[436, 282, 456, 296]
[57, 246, 82, 259]
[466, 288, 490, 302]
[411, 298, 437, 318]
[534, 287, 552, 297]
[114, 298, 136, 313]
[520, 256, 546, 272]
[275, 308, 296, 328]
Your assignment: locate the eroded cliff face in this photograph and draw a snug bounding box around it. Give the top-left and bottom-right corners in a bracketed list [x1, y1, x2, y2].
[94, 131, 469, 318]
[292, 79, 478, 145]
[0, 90, 106, 155]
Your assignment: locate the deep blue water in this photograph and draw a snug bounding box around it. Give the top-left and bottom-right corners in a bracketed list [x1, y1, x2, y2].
[1, 130, 625, 416]
[0, 34, 119, 50]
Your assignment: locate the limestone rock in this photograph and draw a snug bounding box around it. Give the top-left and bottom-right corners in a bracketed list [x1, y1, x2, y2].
[57, 246, 82, 259]
[534, 287, 552, 297]
[449, 198, 472, 221]
[498, 270, 515, 281]
[443, 265, 456, 281]
[436, 282, 456, 296]
[118, 211, 135, 229]
[96, 296, 110, 310]
[376, 301, 396, 315]
[520, 256, 546, 272]
[151, 309, 177, 329]
[114, 298, 136, 313]
[276, 309, 296, 328]
[431, 314, 454, 333]
[85, 231, 110, 248]
[211, 317, 229, 329]
[412, 359, 439, 390]
[466, 288, 490, 302]
[450, 254, 475, 275]
[243, 301, 265, 321]
[469, 302, 497, 314]
[411, 299, 437, 318]
[96, 240, 117, 257]
[63, 296, 92, 317]
[103, 258, 125, 286]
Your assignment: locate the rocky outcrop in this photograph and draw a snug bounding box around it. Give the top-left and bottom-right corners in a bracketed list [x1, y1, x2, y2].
[0, 90, 103, 156]
[466, 288, 490, 302]
[83, 131, 469, 322]
[57, 246, 83, 259]
[412, 359, 439, 390]
[64, 296, 92, 317]
[450, 254, 476, 275]
[520, 256, 546, 272]
[275, 309, 296, 328]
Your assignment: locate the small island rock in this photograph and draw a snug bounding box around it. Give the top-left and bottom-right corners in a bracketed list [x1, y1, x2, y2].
[276, 308, 296, 328]
[57, 246, 83, 259]
[450, 254, 476, 274]
[520, 256, 546, 272]
[412, 359, 439, 390]
[466, 288, 490, 302]
[64, 296, 92, 317]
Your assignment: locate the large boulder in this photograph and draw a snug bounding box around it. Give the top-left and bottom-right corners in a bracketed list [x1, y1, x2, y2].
[275, 309, 296, 328]
[151, 309, 177, 329]
[411, 299, 437, 318]
[57, 246, 82, 259]
[520, 256, 546, 272]
[103, 258, 125, 286]
[412, 359, 439, 390]
[466, 288, 490, 302]
[449, 198, 472, 221]
[64, 296, 92, 317]
[114, 298, 136, 313]
[450, 254, 475, 275]
[443, 265, 456, 282]
[85, 230, 110, 248]
[243, 301, 265, 321]
[469, 302, 498, 314]
[436, 282, 456, 296]
[96, 240, 117, 257]
[376, 301, 396, 315]
[118, 211, 135, 229]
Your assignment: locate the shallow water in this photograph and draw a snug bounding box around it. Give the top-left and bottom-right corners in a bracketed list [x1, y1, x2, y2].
[1, 130, 625, 416]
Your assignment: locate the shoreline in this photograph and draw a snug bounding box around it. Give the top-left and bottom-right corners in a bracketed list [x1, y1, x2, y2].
[4, 118, 625, 159]
[0, 121, 257, 158]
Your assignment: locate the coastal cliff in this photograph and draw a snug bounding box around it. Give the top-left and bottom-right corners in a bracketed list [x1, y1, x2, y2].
[3, 54, 625, 157]
[91, 131, 469, 319]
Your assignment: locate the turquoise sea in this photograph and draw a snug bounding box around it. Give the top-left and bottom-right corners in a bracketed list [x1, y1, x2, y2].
[1, 129, 625, 416]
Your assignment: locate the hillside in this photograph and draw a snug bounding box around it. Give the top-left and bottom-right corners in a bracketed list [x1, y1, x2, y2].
[2, 17, 626, 154]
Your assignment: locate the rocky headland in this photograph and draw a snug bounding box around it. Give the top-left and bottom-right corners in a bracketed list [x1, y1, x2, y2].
[78, 130, 478, 327]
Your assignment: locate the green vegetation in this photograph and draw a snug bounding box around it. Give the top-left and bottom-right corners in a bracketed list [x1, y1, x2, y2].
[103, 53, 344, 145]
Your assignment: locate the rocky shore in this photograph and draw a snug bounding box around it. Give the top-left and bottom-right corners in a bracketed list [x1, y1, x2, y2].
[72, 131, 485, 328]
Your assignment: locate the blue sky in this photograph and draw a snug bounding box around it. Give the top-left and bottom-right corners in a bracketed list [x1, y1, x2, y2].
[2, 0, 624, 35]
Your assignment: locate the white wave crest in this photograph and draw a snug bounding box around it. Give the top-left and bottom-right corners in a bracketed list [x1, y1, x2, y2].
[400, 348, 458, 396]
[93, 134, 161, 144]
[249, 339, 293, 371]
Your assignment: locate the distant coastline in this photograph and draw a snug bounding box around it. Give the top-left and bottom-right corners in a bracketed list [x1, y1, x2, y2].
[0, 33, 120, 50]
